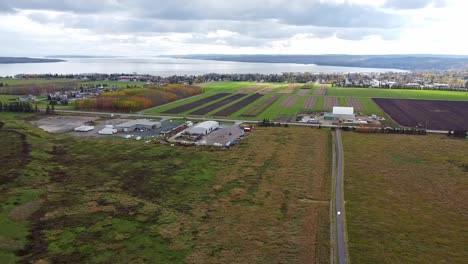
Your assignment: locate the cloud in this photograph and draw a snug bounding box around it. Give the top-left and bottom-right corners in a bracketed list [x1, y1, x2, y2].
[384, 0, 447, 9]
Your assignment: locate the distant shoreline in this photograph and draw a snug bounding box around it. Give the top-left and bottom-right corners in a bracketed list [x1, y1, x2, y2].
[0, 57, 65, 64]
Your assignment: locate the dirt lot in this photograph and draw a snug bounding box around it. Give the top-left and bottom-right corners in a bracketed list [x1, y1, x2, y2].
[31, 116, 97, 133]
[373, 98, 468, 130]
[205, 125, 245, 146]
[297, 89, 310, 96]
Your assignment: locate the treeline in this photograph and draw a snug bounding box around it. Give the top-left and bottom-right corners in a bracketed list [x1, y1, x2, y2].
[0, 82, 80, 95]
[75, 84, 203, 112]
[0, 101, 36, 112]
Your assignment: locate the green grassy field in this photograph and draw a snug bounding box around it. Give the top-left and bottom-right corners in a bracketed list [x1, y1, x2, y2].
[0, 78, 78, 86]
[0, 113, 331, 263]
[343, 133, 468, 264]
[82, 80, 146, 88]
[327, 86, 468, 101]
[0, 95, 19, 101]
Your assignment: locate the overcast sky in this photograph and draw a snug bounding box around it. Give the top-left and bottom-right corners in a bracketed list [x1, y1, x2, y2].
[0, 0, 466, 56]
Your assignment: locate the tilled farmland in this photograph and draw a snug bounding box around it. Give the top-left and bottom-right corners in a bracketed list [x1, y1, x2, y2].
[213, 93, 264, 116]
[373, 98, 468, 130]
[345, 98, 364, 111]
[162, 93, 230, 114]
[190, 94, 247, 115]
[241, 94, 282, 116]
[314, 86, 327, 96]
[278, 84, 300, 94]
[324, 97, 339, 110]
[236, 84, 268, 94]
[297, 89, 310, 96]
[303, 97, 317, 109]
[259, 84, 282, 94]
[280, 95, 300, 108]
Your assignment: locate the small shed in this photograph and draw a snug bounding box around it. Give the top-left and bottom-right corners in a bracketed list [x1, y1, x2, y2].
[186, 121, 219, 135]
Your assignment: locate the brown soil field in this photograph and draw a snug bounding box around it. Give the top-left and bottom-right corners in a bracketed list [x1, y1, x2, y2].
[345, 98, 364, 111]
[324, 97, 339, 110]
[213, 94, 264, 116]
[241, 94, 282, 116]
[303, 97, 317, 109]
[373, 98, 468, 130]
[259, 84, 283, 94]
[236, 84, 268, 94]
[278, 84, 301, 94]
[189, 127, 331, 264]
[280, 95, 300, 108]
[190, 94, 247, 115]
[297, 89, 311, 96]
[163, 93, 230, 114]
[313, 86, 327, 96]
[343, 133, 468, 264]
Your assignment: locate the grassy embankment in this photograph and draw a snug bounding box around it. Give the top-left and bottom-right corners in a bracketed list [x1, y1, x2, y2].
[0, 113, 330, 264]
[343, 133, 468, 264]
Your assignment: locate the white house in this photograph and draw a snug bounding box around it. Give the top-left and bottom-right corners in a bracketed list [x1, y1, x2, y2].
[186, 121, 219, 135]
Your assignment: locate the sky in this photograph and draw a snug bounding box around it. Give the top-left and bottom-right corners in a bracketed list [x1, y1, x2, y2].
[0, 0, 466, 56]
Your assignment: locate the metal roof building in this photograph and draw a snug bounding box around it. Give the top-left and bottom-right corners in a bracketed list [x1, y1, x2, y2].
[324, 107, 355, 121]
[186, 121, 219, 135]
[115, 119, 161, 132]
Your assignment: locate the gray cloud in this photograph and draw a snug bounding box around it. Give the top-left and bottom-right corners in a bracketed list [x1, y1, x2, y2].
[384, 0, 447, 9]
[1, 0, 417, 53]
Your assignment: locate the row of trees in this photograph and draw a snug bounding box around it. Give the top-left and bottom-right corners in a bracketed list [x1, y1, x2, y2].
[0, 82, 80, 95]
[0, 101, 36, 112]
[75, 84, 203, 112]
[0, 101, 56, 114]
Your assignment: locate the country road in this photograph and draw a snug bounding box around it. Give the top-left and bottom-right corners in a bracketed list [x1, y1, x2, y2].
[333, 129, 348, 264]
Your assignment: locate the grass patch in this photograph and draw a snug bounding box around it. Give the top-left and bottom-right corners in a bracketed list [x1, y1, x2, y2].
[343, 133, 468, 264]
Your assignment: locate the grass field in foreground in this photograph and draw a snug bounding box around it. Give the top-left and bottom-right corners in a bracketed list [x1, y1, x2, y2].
[343, 133, 468, 264]
[0, 114, 330, 263]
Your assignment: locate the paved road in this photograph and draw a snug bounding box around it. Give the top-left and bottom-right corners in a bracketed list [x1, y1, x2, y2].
[55, 109, 335, 128]
[334, 129, 348, 264]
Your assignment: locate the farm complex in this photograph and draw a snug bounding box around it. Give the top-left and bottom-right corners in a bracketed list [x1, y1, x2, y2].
[145, 82, 468, 131]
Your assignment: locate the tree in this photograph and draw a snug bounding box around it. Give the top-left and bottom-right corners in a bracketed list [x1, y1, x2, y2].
[46, 105, 51, 114]
[35, 104, 39, 112]
[51, 104, 55, 114]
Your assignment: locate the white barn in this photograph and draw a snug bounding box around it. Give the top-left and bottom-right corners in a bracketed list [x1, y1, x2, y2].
[332, 107, 355, 121]
[186, 121, 219, 135]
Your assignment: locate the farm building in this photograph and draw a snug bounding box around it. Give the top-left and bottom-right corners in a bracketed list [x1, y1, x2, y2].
[74, 125, 94, 132]
[115, 119, 161, 132]
[324, 107, 355, 121]
[186, 121, 219, 135]
[99, 125, 117, 135]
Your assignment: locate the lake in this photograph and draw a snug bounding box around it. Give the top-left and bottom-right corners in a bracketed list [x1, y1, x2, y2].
[0, 57, 406, 77]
